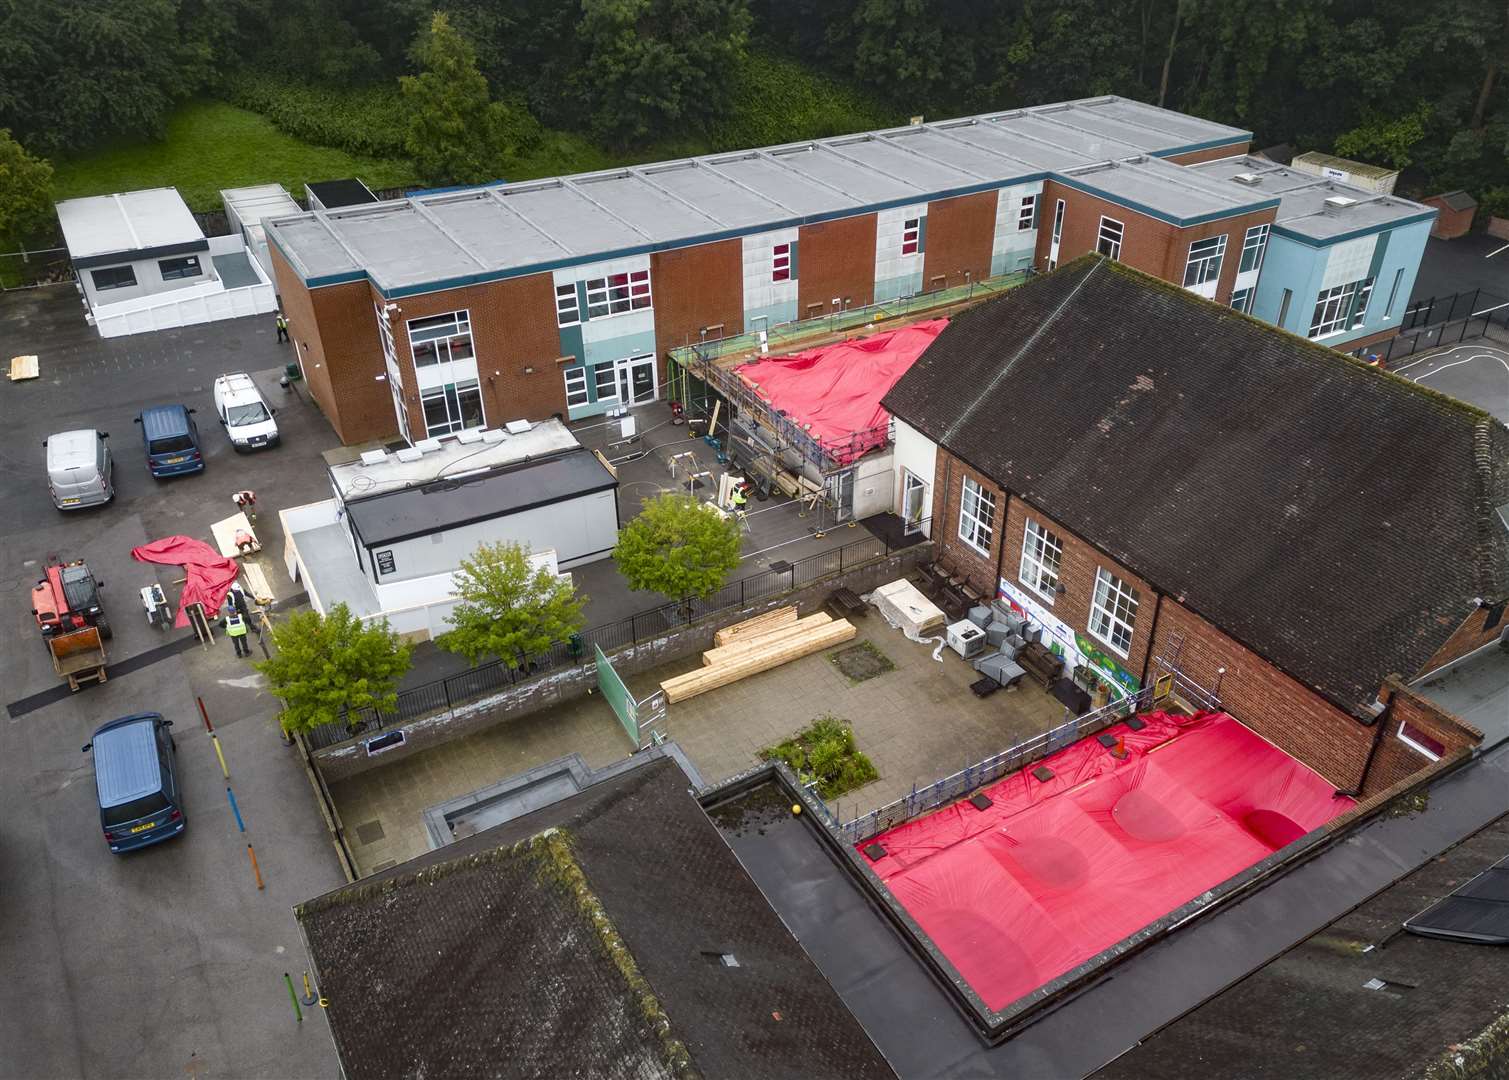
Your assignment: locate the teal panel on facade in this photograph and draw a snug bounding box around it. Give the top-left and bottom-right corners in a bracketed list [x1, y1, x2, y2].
[744, 300, 798, 332]
[581, 327, 657, 367]
[917, 215, 927, 254]
[875, 272, 924, 303]
[557, 322, 584, 364]
[789, 240, 799, 280]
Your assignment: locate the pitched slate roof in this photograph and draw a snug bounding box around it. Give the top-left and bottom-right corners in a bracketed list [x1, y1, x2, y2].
[883, 256, 1509, 716]
[297, 757, 893, 1080]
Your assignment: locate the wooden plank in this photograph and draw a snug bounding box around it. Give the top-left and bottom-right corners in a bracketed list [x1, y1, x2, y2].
[712, 605, 798, 647]
[211, 512, 260, 559]
[7, 355, 39, 381]
[702, 612, 832, 666]
[662, 619, 856, 703]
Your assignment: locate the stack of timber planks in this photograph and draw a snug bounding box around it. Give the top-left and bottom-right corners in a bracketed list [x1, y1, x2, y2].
[661, 605, 856, 703]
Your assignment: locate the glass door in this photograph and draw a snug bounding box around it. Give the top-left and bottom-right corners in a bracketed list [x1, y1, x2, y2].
[901, 469, 928, 535]
[615, 354, 658, 405]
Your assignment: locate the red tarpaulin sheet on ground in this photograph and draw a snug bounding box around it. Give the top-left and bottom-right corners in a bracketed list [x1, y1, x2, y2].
[734, 318, 947, 464]
[131, 536, 240, 629]
[859, 712, 1355, 1012]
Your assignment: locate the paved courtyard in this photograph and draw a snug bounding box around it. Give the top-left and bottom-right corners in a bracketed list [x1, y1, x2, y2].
[332, 613, 1067, 875]
[1390, 335, 1509, 425]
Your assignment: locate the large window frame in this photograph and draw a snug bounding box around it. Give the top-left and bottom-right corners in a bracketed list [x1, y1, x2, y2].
[407, 310, 474, 369]
[1384, 267, 1406, 318]
[585, 270, 651, 319]
[563, 366, 588, 408]
[1239, 224, 1269, 274]
[1088, 567, 1139, 658]
[1017, 194, 1037, 231]
[91, 266, 137, 291]
[593, 364, 619, 404]
[419, 379, 484, 438]
[957, 477, 997, 556]
[901, 218, 921, 256]
[556, 284, 580, 328]
[772, 242, 792, 282]
[1019, 519, 1063, 603]
[1230, 288, 1253, 314]
[1397, 719, 1445, 761]
[1309, 280, 1361, 338]
[158, 255, 202, 281]
[1350, 276, 1376, 329]
[1183, 235, 1227, 288]
[1097, 217, 1124, 261]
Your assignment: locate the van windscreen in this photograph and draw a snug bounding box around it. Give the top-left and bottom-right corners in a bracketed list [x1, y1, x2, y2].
[148, 435, 194, 454]
[102, 792, 170, 826]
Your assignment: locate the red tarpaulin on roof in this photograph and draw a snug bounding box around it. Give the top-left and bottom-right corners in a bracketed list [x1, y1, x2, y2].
[859, 712, 1355, 1012]
[131, 536, 240, 629]
[734, 318, 947, 464]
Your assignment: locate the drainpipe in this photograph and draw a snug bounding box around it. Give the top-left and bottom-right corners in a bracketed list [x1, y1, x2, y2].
[1335, 692, 1392, 798]
[1139, 592, 1166, 687]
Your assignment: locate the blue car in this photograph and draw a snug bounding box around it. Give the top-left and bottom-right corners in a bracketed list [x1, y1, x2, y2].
[135, 404, 204, 477]
[83, 713, 186, 853]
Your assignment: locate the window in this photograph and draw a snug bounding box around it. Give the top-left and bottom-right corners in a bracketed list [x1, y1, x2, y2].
[564, 366, 588, 407]
[556, 284, 580, 327]
[408, 310, 474, 368]
[91, 266, 137, 291]
[420, 379, 484, 437]
[1350, 276, 1376, 329]
[1017, 195, 1037, 231]
[1397, 720, 1445, 761]
[1052, 199, 1066, 243]
[585, 269, 651, 319]
[375, 303, 397, 367]
[101, 792, 170, 827]
[1089, 568, 1139, 657]
[1183, 235, 1227, 287]
[158, 255, 202, 280]
[1097, 217, 1124, 260]
[957, 477, 996, 555]
[594, 364, 619, 403]
[1230, 288, 1253, 314]
[772, 243, 791, 282]
[1019, 519, 1063, 601]
[1278, 288, 1293, 326]
[1309, 280, 1361, 338]
[1239, 224, 1269, 274]
[901, 218, 920, 256]
[1384, 268, 1406, 318]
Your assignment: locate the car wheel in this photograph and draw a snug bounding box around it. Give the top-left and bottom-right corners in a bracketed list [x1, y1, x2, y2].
[95, 618, 112, 640]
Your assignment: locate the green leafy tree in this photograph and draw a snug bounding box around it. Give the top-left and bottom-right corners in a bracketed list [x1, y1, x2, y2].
[255, 603, 412, 734]
[1334, 105, 1431, 169]
[0, 130, 54, 250]
[438, 542, 586, 669]
[613, 493, 743, 609]
[400, 11, 538, 184]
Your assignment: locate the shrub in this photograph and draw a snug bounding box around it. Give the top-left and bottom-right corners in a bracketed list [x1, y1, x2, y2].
[709, 53, 899, 151]
[222, 72, 410, 160]
[761, 713, 878, 799]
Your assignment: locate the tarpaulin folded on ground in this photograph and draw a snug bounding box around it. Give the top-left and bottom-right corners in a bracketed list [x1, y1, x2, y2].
[131, 536, 240, 629]
[733, 318, 947, 465]
[859, 712, 1355, 1012]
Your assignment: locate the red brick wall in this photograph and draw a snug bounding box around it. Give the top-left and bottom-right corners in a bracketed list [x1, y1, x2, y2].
[1036, 180, 1276, 304]
[652, 239, 744, 381]
[1423, 198, 1473, 240]
[1365, 678, 1483, 794]
[922, 191, 998, 291]
[927, 452, 1007, 594]
[797, 213, 877, 319]
[1163, 141, 1251, 165]
[1419, 603, 1508, 675]
[999, 498, 1159, 686]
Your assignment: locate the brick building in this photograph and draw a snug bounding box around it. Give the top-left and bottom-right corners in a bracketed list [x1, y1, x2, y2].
[884, 256, 1508, 795]
[264, 97, 1433, 446]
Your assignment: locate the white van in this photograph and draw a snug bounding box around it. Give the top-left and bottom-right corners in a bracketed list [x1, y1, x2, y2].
[45, 429, 113, 510]
[213, 372, 280, 451]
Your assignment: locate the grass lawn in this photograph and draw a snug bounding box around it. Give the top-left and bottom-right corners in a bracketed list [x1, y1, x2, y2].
[51, 100, 417, 211]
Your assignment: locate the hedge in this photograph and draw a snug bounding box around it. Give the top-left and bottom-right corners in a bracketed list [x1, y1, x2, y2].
[222, 72, 408, 159]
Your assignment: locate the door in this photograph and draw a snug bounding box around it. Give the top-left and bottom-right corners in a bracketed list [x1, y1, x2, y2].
[901, 469, 929, 535]
[828, 468, 855, 523]
[615, 354, 658, 406]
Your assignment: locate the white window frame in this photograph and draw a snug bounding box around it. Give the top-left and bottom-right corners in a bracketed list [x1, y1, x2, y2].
[1088, 567, 1139, 658]
[1052, 199, 1065, 243]
[1230, 287, 1253, 314]
[1017, 195, 1037, 231]
[1097, 216, 1124, 261]
[584, 269, 652, 320]
[1309, 280, 1360, 338]
[901, 218, 920, 256]
[772, 242, 792, 283]
[1019, 519, 1063, 603]
[1239, 224, 1269, 274]
[1183, 235, 1227, 288]
[563, 366, 588, 408]
[556, 284, 580, 327]
[1384, 267, 1405, 318]
[419, 378, 484, 439]
[407, 310, 474, 369]
[1350, 276, 1375, 329]
[957, 477, 996, 556]
[1396, 719, 1444, 761]
[593, 364, 619, 403]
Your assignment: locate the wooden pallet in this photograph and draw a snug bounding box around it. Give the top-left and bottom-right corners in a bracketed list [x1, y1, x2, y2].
[7, 354, 39, 381]
[702, 612, 833, 666]
[662, 618, 856, 703]
[712, 605, 798, 647]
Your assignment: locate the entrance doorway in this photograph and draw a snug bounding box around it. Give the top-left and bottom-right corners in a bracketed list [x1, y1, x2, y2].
[616, 354, 657, 406]
[901, 469, 929, 535]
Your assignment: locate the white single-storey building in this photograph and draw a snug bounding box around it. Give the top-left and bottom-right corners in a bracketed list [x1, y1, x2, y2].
[222, 184, 303, 284]
[57, 188, 216, 311]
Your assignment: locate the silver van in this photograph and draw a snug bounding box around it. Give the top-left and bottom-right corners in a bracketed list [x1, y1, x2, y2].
[45, 429, 113, 510]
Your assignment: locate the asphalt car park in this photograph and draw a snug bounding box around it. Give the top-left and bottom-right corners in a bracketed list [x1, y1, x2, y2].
[1390, 339, 1509, 426]
[1, 287, 344, 1078]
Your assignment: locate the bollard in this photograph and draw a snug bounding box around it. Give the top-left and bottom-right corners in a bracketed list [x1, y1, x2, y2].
[197, 696, 214, 733]
[212, 734, 230, 779]
[301, 971, 318, 1007]
[248, 843, 265, 890]
[227, 786, 246, 832]
[283, 973, 303, 1023]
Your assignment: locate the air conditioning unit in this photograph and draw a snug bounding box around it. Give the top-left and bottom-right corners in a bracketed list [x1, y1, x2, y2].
[359, 449, 388, 466]
[455, 429, 483, 444]
[947, 619, 987, 660]
[480, 429, 505, 444]
[395, 447, 423, 463]
[1232, 172, 1262, 186]
[1324, 195, 1357, 209]
[505, 419, 533, 435]
[414, 438, 443, 454]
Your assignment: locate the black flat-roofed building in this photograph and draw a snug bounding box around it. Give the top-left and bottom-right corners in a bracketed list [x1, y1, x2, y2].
[304, 178, 379, 211]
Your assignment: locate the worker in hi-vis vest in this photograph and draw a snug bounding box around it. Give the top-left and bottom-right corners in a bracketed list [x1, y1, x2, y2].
[223, 606, 251, 658]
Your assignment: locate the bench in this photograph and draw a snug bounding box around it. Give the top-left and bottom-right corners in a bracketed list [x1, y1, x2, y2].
[826, 587, 866, 618]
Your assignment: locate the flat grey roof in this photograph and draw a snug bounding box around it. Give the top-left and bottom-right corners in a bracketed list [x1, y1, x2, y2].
[1192, 156, 1435, 241]
[265, 96, 1253, 294]
[1061, 154, 1267, 223]
[56, 188, 204, 260]
[220, 184, 301, 228]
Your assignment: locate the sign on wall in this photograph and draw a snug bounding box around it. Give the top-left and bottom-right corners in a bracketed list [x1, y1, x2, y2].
[997, 577, 1141, 697]
[375, 549, 396, 575]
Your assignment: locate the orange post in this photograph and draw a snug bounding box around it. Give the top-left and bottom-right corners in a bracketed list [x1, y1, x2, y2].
[247, 843, 265, 890]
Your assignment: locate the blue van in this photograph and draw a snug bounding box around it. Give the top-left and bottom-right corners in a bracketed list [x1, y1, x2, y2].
[134, 404, 204, 477]
[82, 713, 186, 853]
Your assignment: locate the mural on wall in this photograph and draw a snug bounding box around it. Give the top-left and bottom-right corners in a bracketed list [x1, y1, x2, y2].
[997, 578, 1141, 697]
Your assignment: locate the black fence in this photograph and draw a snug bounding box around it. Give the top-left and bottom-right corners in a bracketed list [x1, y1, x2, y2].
[305, 529, 915, 751]
[1399, 287, 1506, 333]
[1352, 301, 1509, 367]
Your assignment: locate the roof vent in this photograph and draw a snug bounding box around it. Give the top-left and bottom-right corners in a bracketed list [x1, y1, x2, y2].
[395, 447, 423, 463]
[504, 419, 533, 435]
[414, 437, 443, 454]
[1232, 172, 1262, 186]
[1325, 195, 1358, 210]
[359, 449, 388, 466]
[455, 429, 483, 444]
[480, 429, 505, 444]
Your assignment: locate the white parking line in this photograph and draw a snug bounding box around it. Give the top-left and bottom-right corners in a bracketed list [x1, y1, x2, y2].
[1406, 353, 1509, 384]
[1391, 342, 1509, 374]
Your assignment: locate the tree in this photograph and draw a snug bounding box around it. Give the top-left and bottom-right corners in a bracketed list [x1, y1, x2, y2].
[613, 493, 742, 609]
[0, 131, 53, 250]
[399, 11, 537, 184]
[438, 542, 586, 669]
[255, 603, 412, 734]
